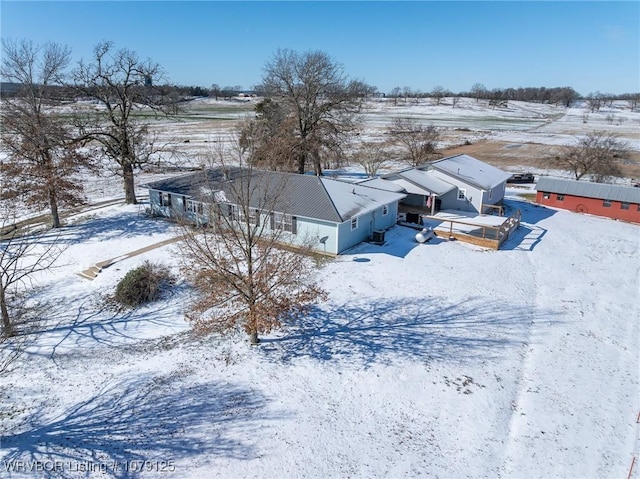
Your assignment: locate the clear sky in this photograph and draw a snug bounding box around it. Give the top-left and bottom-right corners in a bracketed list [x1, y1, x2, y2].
[1, 1, 638, 95]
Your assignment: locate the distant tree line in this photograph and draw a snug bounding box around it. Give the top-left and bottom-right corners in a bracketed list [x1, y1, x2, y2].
[4, 77, 638, 112]
[382, 84, 640, 110]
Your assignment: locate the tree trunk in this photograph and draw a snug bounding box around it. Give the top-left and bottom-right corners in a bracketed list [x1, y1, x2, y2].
[0, 282, 13, 338]
[49, 187, 61, 229]
[123, 162, 137, 204]
[297, 152, 306, 175]
[249, 329, 260, 345]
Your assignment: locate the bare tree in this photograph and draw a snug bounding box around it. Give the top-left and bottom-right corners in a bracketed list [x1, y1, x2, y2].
[431, 85, 445, 105]
[352, 141, 390, 177]
[239, 101, 299, 171]
[626, 93, 639, 111]
[179, 141, 326, 345]
[387, 118, 441, 166]
[0, 209, 63, 338]
[557, 131, 628, 182]
[389, 87, 402, 106]
[0, 39, 93, 228]
[402, 86, 412, 104]
[71, 41, 175, 204]
[260, 49, 366, 175]
[585, 92, 604, 113]
[471, 83, 487, 102]
[210, 83, 221, 100]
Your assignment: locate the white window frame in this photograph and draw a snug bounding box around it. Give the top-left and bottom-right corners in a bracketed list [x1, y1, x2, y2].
[186, 200, 203, 214]
[542, 192, 550, 200]
[458, 189, 466, 201]
[273, 212, 296, 234]
[351, 217, 358, 230]
[160, 192, 172, 207]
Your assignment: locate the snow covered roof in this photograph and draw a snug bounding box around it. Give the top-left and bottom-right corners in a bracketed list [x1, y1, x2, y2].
[320, 178, 406, 220]
[421, 154, 512, 190]
[146, 168, 406, 223]
[356, 178, 407, 193]
[375, 168, 456, 197]
[536, 177, 640, 204]
[394, 169, 456, 196]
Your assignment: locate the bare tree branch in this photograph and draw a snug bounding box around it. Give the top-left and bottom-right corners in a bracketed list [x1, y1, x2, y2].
[70, 41, 177, 204]
[1, 38, 93, 228]
[258, 49, 367, 175]
[387, 118, 441, 167]
[556, 131, 628, 182]
[178, 139, 326, 344]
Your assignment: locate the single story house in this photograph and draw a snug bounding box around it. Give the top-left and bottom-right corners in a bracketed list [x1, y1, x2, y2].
[535, 177, 640, 223]
[361, 154, 512, 215]
[145, 167, 406, 254]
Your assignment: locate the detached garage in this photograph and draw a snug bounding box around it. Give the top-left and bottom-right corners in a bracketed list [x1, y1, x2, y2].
[535, 177, 640, 224]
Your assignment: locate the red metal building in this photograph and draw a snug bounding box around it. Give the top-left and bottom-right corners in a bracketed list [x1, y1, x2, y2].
[535, 177, 640, 224]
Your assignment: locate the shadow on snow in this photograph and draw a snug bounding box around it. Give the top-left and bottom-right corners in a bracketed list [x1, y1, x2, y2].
[18, 285, 191, 360]
[1, 375, 276, 478]
[32, 208, 174, 247]
[264, 296, 558, 367]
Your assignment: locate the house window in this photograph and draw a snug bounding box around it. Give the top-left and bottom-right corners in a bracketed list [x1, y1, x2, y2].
[226, 205, 260, 225]
[603, 199, 612, 208]
[271, 213, 297, 234]
[226, 204, 238, 221]
[557, 194, 565, 201]
[621, 202, 630, 210]
[160, 193, 172, 207]
[382, 205, 388, 216]
[458, 189, 466, 200]
[247, 208, 260, 226]
[186, 200, 203, 214]
[351, 217, 358, 230]
[542, 192, 550, 199]
[489, 189, 493, 200]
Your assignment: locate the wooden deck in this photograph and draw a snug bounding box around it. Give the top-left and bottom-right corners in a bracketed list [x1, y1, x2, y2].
[398, 207, 521, 250]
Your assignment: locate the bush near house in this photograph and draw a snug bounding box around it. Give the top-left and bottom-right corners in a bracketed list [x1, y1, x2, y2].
[115, 261, 175, 307]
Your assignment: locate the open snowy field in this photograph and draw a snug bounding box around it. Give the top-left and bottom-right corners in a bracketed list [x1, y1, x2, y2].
[1, 188, 638, 478]
[136, 97, 640, 180]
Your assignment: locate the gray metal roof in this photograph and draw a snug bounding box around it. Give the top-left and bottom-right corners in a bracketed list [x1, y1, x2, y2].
[146, 168, 406, 223]
[420, 154, 512, 190]
[535, 177, 640, 203]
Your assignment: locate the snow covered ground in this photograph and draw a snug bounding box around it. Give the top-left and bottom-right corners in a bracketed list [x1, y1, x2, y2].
[1, 97, 639, 477]
[141, 97, 640, 168]
[1, 188, 638, 478]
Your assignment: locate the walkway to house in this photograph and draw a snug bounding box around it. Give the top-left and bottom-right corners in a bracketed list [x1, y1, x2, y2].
[77, 235, 184, 281]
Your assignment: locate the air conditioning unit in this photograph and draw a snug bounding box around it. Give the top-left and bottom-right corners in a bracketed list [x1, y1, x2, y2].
[372, 230, 385, 243]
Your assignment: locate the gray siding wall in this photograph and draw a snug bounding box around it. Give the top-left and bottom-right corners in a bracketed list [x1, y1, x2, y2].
[429, 172, 484, 213]
[336, 203, 398, 254]
[403, 193, 427, 207]
[481, 182, 506, 207]
[292, 217, 339, 254]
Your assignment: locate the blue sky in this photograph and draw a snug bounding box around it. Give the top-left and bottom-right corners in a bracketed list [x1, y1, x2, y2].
[1, 1, 638, 95]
